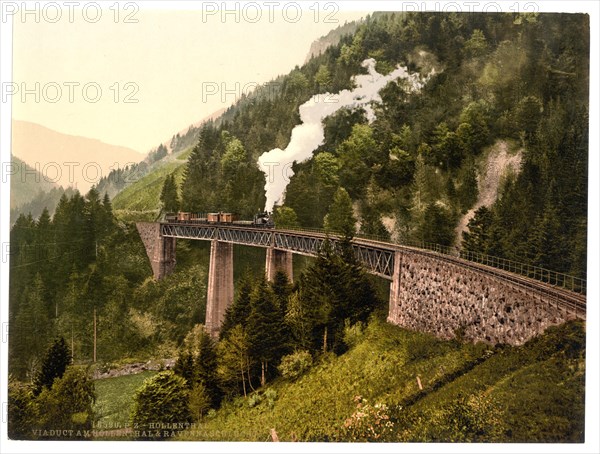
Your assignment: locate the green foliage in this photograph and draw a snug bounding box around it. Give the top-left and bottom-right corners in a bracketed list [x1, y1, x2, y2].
[339, 396, 394, 442]
[174, 324, 222, 408]
[315, 64, 332, 91]
[217, 324, 253, 397]
[272, 206, 300, 228]
[130, 371, 191, 439]
[177, 318, 584, 443]
[278, 350, 313, 381]
[404, 392, 506, 442]
[342, 320, 366, 348]
[159, 174, 180, 212]
[515, 95, 543, 139]
[323, 187, 356, 238]
[9, 366, 98, 439]
[414, 202, 456, 246]
[113, 162, 185, 213]
[220, 272, 253, 340]
[463, 29, 488, 58]
[35, 366, 96, 436]
[337, 124, 380, 198]
[189, 382, 212, 421]
[180, 127, 266, 217]
[246, 277, 288, 385]
[455, 158, 478, 212]
[7, 379, 35, 439]
[33, 337, 71, 396]
[462, 206, 493, 252]
[290, 241, 380, 353]
[11, 274, 51, 379]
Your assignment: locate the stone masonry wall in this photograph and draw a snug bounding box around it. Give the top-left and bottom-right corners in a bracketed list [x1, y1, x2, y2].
[388, 251, 569, 345]
[136, 222, 176, 279]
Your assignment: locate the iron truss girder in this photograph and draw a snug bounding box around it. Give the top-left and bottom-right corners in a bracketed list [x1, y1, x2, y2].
[273, 232, 395, 279]
[161, 223, 217, 240]
[351, 244, 394, 279]
[161, 224, 396, 278]
[273, 232, 326, 256]
[215, 227, 273, 247]
[161, 224, 274, 247]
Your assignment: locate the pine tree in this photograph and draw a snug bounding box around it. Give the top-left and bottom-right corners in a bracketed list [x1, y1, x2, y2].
[84, 188, 102, 263]
[462, 206, 493, 253]
[173, 325, 222, 407]
[415, 203, 456, 247]
[173, 351, 195, 386]
[12, 274, 51, 379]
[294, 240, 380, 353]
[193, 328, 222, 407]
[246, 277, 286, 385]
[160, 174, 180, 213]
[99, 192, 115, 238]
[33, 337, 71, 396]
[217, 325, 252, 398]
[220, 272, 253, 340]
[285, 292, 314, 351]
[324, 187, 356, 239]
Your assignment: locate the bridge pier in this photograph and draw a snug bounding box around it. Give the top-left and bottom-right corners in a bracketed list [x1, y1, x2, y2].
[265, 247, 293, 282]
[388, 251, 403, 323]
[136, 222, 176, 280]
[206, 240, 234, 338]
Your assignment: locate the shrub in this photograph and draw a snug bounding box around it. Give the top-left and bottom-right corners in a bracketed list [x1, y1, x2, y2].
[339, 395, 395, 442]
[264, 388, 278, 409]
[343, 320, 365, 348]
[33, 337, 71, 396]
[278, 351, 313, 381]
[407, 392, 506, 442]
[34, 366, 96, 438]
[189, 382, 211, 421]
[7, 379, 34, 440]
[130, 371, 191, 439]
[247, 393, 262, 408]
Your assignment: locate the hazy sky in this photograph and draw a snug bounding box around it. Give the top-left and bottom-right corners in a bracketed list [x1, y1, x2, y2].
[11, 3, 367, 154]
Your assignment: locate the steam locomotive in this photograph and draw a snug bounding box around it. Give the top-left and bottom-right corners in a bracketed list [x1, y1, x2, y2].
[164, 211, 274, 228]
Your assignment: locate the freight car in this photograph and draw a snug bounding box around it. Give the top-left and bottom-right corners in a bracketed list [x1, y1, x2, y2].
[164, 211, 274, 228]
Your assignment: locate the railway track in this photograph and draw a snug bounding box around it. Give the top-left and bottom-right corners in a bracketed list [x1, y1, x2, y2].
[279, 228, 587, 320]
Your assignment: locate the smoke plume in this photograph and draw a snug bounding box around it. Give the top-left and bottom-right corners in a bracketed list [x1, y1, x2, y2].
[258, 58, 426, 212]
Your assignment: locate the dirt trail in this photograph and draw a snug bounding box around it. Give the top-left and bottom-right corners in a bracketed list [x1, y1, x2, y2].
[455, 141, 523, 248]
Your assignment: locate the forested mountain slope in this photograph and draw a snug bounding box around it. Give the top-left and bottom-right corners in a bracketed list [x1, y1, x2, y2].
[178, 12, 588, 277]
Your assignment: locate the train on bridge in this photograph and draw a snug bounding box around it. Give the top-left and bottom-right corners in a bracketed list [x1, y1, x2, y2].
[164, 211, 275, 228]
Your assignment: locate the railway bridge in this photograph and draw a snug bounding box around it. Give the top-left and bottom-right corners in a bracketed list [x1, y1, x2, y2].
[136, 222, 586, 343]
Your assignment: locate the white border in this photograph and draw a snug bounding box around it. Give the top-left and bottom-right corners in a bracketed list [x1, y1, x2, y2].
[1, 1, 598, 453]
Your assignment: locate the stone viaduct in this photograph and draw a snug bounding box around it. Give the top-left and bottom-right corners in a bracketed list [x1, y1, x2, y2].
[136, 222, 586, 343]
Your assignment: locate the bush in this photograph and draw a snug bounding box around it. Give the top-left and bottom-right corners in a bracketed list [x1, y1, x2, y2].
[247, 393, 262, 408]
[278, 351, 313, 381]
[130, 371, 191, 439]
[7, 379, 34, 440]
[189, 382, 211, 421]
[405, 392, 506, 442]
[339, 395, 395, 442]
[35, 366, 96, 438]
[33, 337, 71, 396]
[343, 320, 365, 348]
[263, 388, 278, 409]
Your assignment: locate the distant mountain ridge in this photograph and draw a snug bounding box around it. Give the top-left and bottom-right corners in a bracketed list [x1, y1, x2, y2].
[9, 155, 57, 210]
[11, 120, 144, 193]
[304, 20, 362, 63]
